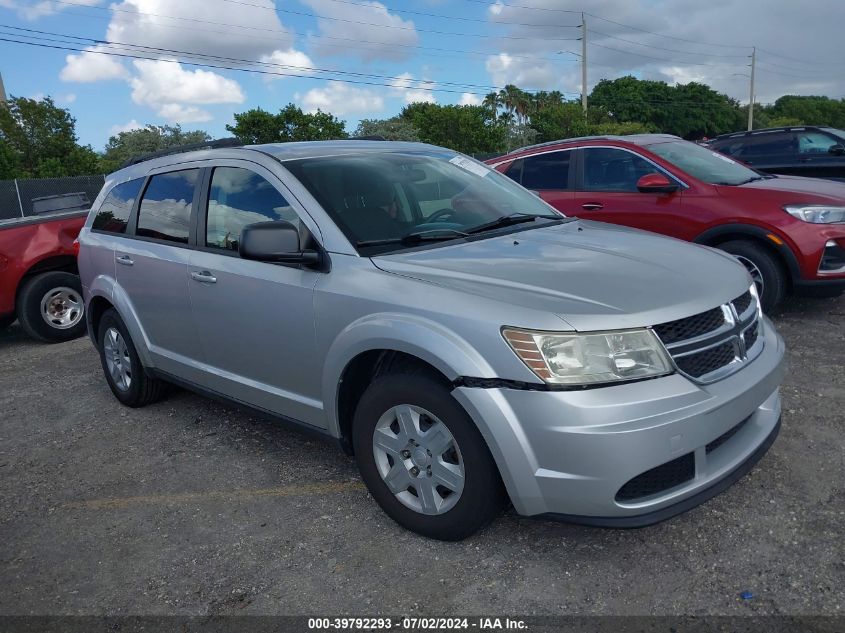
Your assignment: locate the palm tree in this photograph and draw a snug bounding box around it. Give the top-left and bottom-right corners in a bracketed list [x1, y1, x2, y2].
[482, 92, 500, 120]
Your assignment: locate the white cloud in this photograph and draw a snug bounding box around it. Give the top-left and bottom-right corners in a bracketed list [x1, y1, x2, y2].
[59, 93, 77, 104]
[109, 119, 144, 135]
[105, 0, 293, 61]
[60, 46, 128, 83]
[129, 59, 245, 106]
[259, 48, 315, 80]
[486, 53, 558, 91]
[298, 82, 384, 116]
[459, 93, 482, 106]
[155, 104, 213, 123]
[1, 0, 100, 20]
[301, 0, 419, 62]
[390, 72, 437, 104]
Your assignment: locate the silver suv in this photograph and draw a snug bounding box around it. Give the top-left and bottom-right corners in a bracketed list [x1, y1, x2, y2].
[78, 141, 786, 540]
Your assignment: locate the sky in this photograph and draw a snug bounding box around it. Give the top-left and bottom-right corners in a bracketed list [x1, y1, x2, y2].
[1, 0, 843, 150]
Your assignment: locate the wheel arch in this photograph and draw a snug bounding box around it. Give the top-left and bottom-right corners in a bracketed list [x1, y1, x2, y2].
[693, 224, 800, 283]
[15, 255, 79, 307]
[322, 313, 498, 452]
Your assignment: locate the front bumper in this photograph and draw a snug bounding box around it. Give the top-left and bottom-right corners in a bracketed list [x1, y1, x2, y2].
[452, 316, 786, 522]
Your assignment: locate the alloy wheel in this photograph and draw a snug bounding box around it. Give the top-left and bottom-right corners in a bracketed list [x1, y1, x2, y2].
[103, 327, 132, 391]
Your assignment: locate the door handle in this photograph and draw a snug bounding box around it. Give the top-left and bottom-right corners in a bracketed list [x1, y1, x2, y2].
[190, 271, 217, 284]
[115, 254, 134, 266]
[581, 203, 604, 211]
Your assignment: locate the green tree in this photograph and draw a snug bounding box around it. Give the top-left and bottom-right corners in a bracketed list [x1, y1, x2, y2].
[354, 117, 420, 141]
[530, 101, 591, 143]
[762, 95, 845, 128]
[0, 138, 21, 179]
[401, 103, 506, 154]
[227, 104, 347, 144]
[0, 95, 102, 177]
[101, 124, 211, 172]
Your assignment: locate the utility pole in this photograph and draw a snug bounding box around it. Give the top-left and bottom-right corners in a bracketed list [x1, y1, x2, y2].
[581, 13, 588, 116]
[0, 71, 7, 105]
[747, 46, 756, 131]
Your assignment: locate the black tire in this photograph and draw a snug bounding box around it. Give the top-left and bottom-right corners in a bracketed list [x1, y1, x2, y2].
[718, 240, 786, 312]
[352, 368, 506, 541]
[97, 308, 165, 407]
[0, 314, 15, 330]
[16, 271, 87, 343]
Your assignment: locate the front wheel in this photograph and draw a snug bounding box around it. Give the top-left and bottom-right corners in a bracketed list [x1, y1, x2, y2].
[718, 240, 786, 312]
[352, 369, 505, 541]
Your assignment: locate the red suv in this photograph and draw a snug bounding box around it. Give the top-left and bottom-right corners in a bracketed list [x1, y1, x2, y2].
[488, 135, 845, 311]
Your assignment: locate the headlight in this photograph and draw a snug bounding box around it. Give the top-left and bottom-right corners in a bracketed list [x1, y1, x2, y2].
[502, 328, 673, 386]
[784, 205, 845, 224]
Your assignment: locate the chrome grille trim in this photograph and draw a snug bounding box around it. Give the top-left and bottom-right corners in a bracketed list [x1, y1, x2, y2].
[651, 290, 763, 384]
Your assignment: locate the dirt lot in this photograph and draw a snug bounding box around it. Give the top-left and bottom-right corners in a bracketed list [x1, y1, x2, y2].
[0, 295, 843, 617]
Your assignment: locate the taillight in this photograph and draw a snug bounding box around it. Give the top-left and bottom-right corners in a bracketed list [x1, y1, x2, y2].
[72, 238, 80, 258]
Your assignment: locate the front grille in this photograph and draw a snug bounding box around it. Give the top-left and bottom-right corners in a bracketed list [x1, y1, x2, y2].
[675, 341, 737, 378]
[616, 453, 695, 502]
[706, 417, 751, 454]
[743, 322, 759, 350]
[653, 307, 725, 345]
[732, 291, 753, 316]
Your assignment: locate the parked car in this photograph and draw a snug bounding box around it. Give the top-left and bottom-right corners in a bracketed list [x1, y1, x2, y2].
[708, 126, 845, 181]
[77, 140, 785, 540]
[488, 135, 845, 311]
[0, 207, 87, 342]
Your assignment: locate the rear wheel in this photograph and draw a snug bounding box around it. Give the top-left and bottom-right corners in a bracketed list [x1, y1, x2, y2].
[718, 240, 786, 312]
[97, 308, 165, 407]
[352, 369, 505, 541]
[16, 271, 86, 343]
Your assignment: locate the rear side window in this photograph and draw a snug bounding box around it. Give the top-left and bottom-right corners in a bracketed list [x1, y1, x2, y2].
[91, 178, 144, 233]
[206, 167, 296, 251]
[506, 152, 571, 190]
[731, 133, 795, 158]
[136, 169, 199, 244]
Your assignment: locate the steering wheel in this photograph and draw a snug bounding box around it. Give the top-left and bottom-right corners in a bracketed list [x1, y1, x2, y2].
[424, 208, 458, 223]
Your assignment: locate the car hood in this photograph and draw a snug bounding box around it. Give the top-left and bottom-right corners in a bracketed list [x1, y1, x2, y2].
[735, 174, 845, 202]
[372, 220, 750, 331]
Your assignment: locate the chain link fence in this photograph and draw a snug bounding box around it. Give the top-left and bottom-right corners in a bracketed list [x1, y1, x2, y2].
[0, 175, 106, 221]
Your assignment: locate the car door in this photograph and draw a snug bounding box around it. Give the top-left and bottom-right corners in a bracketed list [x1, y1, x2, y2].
[502, 149, 575, 213]
[187, 162, 325, 428]
[795, 129, 845, 180]
[572, 146, 684, 235]
[115, 166, 207, 381]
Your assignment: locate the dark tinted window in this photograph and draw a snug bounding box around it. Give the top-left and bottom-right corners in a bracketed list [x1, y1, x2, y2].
[730, 133, 795, 158]
[136, 169, 198, 244]
[582, 147, 656, 192]
[507, 152, 571, 190]
[92, 178, 144, 233]
[206, 167, 297, 251]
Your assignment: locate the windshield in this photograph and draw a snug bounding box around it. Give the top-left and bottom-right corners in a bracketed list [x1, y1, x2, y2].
[283, 151, 561, 254]
[645, 139, 762, 185]
[822, 127, 845, 142]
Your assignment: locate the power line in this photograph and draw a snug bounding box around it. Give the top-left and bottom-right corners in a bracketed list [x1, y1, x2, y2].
[589, 42, 738, 68]
[316, 0, 581, 29]
[218, 0, 582, 42]
[756, 47, 845, 69]
[588, 28, 749, 59]
[0, 25, 514, 92]
[48, 0, 580, 67]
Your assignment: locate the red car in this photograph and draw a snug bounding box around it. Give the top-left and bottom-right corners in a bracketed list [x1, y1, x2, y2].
[0, 210, 87, 342]
[488, 135, 845, 311]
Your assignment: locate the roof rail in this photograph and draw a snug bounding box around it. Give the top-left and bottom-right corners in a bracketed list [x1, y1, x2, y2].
[119, 137, 243, 169]
[347, 135, 387, 141]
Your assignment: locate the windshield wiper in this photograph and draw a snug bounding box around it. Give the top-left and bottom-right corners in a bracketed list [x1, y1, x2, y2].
[465, 212, 561, 235]
[356, 228, 468, 248]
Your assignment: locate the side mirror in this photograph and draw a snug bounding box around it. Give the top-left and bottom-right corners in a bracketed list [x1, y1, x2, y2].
[828, 144, 845, 156]
[239, 220, 320, 266]
[637, 173, 679, 194]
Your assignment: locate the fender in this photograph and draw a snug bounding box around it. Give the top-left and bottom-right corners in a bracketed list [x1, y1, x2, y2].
[321, 312, 497, 438]
[693, 223, 801, 280]
[86, 274, 156, 368]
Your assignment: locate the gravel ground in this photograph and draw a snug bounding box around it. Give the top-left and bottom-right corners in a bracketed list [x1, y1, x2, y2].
[0, 294, 842, 617]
